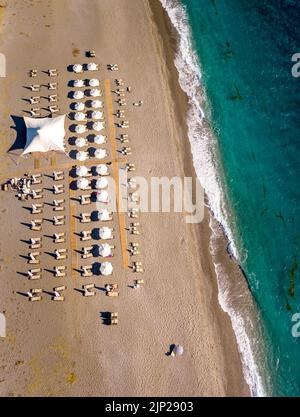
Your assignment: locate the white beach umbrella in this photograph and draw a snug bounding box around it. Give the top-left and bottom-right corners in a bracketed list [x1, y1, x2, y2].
[100, 261, 113, 276]
[75, 124, 86, 134]
[73, 64, 83, 73]
[98, 243, 112, 258]
[94, 148, 107, 159]
[77, 178, 90, 190]
[87, 62, 98, 71]
[171, 345, 184, 357]
[93, 121, 105, 131]
[74, 112, 86, 121]
[94, 134, 106, 145]
[98, 208, 111, 221]
[91, 111, 103, 120]
[91, 100, 103, 109]
[95, 177, 108, 189]
[75, 137, 87, 148]
[96, 164, 108, 175]
[73, 90, 84, 99]
[90, 88, 101, 97]
[96, 190, 109, 203]
[76, 165, 89, 177]
[76, 151, 88, 161]
[89, 78, 100, 87]
[74, 102, 85, 111]
[99, 226, 112, 240]
[73, 79, 85, 88]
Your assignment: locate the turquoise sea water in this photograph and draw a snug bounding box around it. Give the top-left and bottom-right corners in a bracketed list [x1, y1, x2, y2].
[176, 0, 300, 396]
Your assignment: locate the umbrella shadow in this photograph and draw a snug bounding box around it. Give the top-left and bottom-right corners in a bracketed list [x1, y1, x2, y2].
[69, 150, 78, 160]
[8, 115, 27, 152]
[165, 344, 176, 356]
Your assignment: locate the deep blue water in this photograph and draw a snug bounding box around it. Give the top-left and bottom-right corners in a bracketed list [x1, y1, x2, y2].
[180, 0, 300, 396]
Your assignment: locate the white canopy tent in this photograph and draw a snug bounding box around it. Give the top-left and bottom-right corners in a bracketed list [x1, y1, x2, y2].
[22, 115, 66, 155]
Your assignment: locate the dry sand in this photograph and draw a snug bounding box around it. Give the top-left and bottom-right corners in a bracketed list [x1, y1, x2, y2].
[0, 0, 250, 396]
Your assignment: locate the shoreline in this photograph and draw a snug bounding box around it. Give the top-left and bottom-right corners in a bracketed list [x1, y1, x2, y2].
[147, 0, 250, 396]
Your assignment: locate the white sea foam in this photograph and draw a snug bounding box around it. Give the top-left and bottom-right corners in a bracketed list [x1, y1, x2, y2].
[159, 0, 269, 397]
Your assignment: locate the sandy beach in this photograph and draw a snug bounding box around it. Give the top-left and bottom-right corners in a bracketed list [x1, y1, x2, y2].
[0, 0, 250, 397]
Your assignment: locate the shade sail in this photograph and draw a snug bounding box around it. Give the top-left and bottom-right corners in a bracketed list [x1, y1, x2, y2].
[22, 115, 66, 155]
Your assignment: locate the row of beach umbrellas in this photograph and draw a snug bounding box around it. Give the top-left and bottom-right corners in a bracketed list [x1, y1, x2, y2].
[76, 148, 106, 161]
[75, 122, 105, 133]
[73, 89, 101, 99]
[74, 101, 102, 110]
[73, 79, 100, 88]
[76, 164, 108, 177]
[73, 63, 98, 73]
[77, 177, 108, 190]
[74, 111, 103, 121]
[75, 135, 106, 148]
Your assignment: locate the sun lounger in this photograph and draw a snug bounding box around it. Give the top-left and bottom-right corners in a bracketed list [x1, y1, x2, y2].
[128, 209, 139, 219]
[49, 94, 58, 102]
[54, 265, 66, 277]
[121, 147, 131, 155]
[53, 215, 65, 226]
[80, 213, 91, 223]
[80, 194, 92, 205]
[32, 189, 43, 199]
[52, 285, 66, 301]
[53, 171, 64, 181]
[53, 199, 65, 211]
[55, 248, 67, 260]
[49, 105, 59, 113]
[30, 84, 41, 92]
[30, 69, 38, 77]
[109, 318, 118, 325]
[30, 237, 42, 249]
[31, 173, 42, 184]
[83, 283, 96, 297]
[88, 50, 96, 58]
[30, 96, 40, 104]
[81, 230, 92, 241]
[48, 68, 58, 76]
[28, 268, 41, 280]
[28, 252, 40, 264]
[53, 184, 64, 194]
[125, 163, 135, 172]
[106, 291, 119, 297]
[135, 279, 144, 285]
[53, 232, 66, 243]
[31, 203, 43, 214]
[30, 108, 41, 117]
[30, 219, 43, 231]
[81, 265, 93, 277]
[48, 82, 57, 90]
[82, 246, 93, 259]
